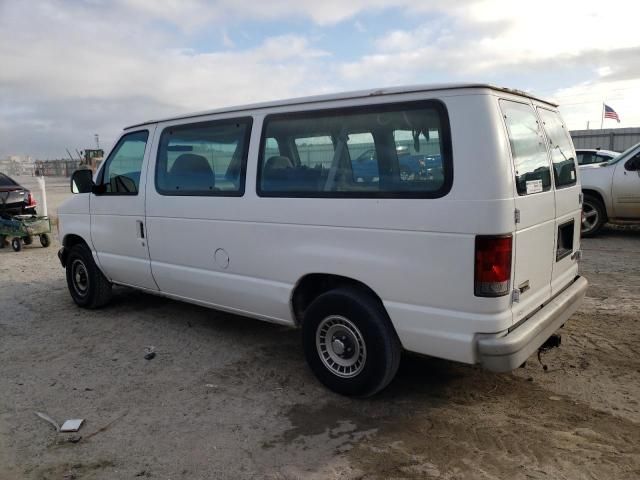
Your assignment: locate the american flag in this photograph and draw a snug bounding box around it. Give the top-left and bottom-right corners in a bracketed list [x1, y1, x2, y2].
[604, 104, 620, 123]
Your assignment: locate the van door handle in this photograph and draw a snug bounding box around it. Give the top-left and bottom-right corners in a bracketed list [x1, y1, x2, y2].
[136, 220, 145, 239]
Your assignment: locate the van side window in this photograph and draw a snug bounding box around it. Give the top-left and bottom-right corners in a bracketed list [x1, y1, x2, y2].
[99, 130, 149, 195]
[538, 108, 577, 188]
[258, 101, 452, 198]
[156, 118, 252, 196]
[500, 100, 552, 196]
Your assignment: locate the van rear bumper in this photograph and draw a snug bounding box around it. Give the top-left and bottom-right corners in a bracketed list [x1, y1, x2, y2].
[477, 275, 588, 372]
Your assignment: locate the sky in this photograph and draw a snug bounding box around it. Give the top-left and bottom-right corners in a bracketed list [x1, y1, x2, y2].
[1, 0, 639, 159]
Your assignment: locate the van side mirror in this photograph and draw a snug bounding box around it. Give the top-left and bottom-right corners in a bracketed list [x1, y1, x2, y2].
[71, 169, 94, 194]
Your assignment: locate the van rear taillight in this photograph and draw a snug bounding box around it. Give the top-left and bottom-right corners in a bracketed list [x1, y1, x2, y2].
[474, 235, 512, 297]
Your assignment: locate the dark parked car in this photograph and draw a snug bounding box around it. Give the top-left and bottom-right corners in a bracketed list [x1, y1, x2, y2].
[0, 173, 37, 216]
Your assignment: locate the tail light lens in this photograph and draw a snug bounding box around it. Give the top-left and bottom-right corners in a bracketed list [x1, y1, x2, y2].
[475, 235, 512, 297]
[26, 192, 37, 207]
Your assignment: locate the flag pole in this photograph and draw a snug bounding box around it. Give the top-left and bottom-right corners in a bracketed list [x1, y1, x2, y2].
[600, 102, 605, 129]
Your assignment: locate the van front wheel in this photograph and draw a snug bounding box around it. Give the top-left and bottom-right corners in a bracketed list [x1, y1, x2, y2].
[65, 244, 113, 309]
[302, 288, 401, 397]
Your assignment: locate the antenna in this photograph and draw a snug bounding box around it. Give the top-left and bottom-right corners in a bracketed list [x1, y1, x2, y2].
[94, 134, 100, 149]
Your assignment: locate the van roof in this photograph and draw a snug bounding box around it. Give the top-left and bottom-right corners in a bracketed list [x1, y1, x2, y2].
[125, 83, 558, 129]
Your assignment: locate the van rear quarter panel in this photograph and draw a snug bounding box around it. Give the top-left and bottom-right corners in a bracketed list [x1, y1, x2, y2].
[144, 90, 517, 364]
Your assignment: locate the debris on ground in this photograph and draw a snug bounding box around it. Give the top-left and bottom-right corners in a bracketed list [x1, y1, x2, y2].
[144, 346, 156, 360]
[60, 419, 84, 432]
[35, 412, 60, 431]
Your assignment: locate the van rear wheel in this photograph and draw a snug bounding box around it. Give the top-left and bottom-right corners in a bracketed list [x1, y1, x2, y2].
[65, 244, 113, 308]
[302, 288, 401, 397]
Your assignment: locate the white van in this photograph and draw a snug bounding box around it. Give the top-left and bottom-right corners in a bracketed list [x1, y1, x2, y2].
[58, 84, 588, 396]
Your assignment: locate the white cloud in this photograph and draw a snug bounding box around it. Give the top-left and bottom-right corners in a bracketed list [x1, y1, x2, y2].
[337, 0, 640, 129]
[118, 0, 408, 26]
[344, 0, 640, 79]
[1, 0, 640, 157]
[0, 2, 334, 156]
[353, 20, 366, 33]
[222, 31, 234, 48]
[556, 79, 640, 130]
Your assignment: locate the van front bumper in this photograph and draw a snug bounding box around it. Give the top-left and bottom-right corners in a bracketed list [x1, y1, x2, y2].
[477, 276, 588, 372]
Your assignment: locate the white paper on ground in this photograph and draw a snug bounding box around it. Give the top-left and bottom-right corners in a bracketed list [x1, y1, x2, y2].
[60, 419, 84, 432]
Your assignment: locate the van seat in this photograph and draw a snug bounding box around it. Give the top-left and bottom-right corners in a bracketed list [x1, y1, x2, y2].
[167, 154, 215, 191]
[262, 156, 325, 192]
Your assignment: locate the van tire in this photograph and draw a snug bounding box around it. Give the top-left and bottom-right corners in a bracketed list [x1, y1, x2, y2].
[582, 194, 606, 237]
[65, 244, 112, 309]
[302, 287, 401, 397]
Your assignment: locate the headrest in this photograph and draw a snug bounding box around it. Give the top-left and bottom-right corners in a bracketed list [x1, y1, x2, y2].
[168, 153, 215, 190]
[170, 154, 214, 176]
[265, 156, 293, 170]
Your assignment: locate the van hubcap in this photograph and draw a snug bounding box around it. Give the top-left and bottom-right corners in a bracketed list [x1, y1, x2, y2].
[71, 259, 89, 297]
[316, 315, 366, 378]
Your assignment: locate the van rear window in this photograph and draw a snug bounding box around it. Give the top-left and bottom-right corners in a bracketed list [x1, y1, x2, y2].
[500, 100, 552, 196]
[538, 108, 577, 188]
[257, 101, 452, 198]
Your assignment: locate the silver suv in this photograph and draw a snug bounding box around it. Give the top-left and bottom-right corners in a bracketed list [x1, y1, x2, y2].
[580, 142, 640, 236]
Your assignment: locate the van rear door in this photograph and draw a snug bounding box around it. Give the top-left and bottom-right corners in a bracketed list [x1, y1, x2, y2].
[500, 99, 555, 325]
[537, 107, 581, 296]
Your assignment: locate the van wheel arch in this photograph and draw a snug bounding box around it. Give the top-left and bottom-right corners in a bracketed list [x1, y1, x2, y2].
[63, 233, 90, 250]
[61, 234, 91, 267]
[291, 273, 386, 326]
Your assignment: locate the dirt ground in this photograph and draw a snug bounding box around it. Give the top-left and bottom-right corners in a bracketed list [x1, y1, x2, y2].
[1, 208, 639, 478]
